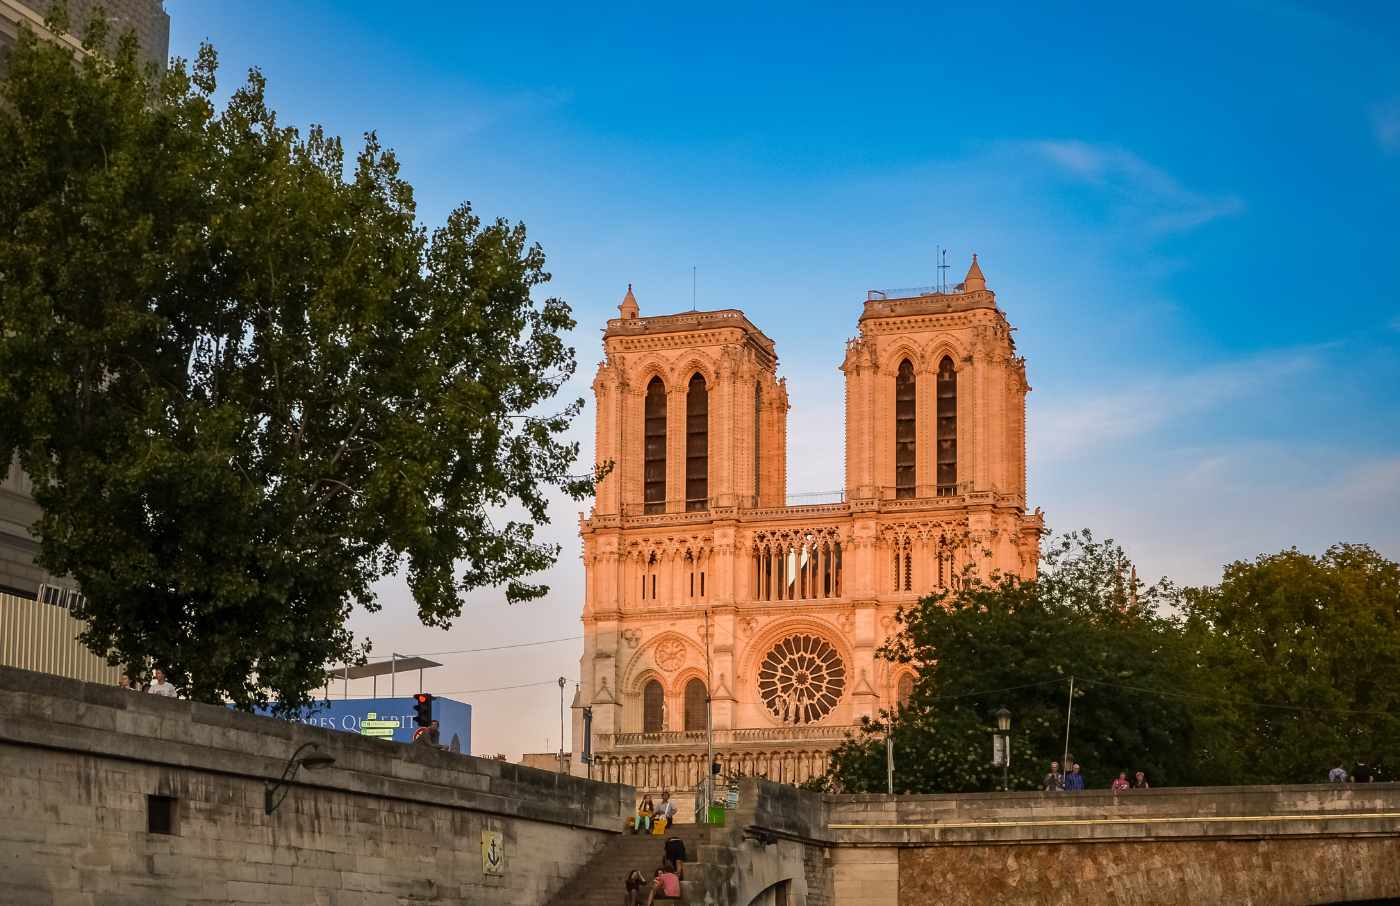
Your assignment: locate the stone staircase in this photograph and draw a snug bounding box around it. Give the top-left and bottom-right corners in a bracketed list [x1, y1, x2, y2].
[547, 822, 714, 906]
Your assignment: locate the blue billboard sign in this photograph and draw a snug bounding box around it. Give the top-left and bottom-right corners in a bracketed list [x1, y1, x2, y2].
[256, 696, 472, 754]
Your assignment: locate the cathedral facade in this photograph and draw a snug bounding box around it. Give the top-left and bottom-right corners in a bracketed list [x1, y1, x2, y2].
[573, 257, 1042, 807]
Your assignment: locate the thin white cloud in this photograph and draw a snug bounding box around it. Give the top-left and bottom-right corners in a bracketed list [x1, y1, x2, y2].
[1373, 100, 1400, 153]
[1026, 140, 1245, 234]
[1046, 444, 1400, 586]
[1034, 347, 1322, 460]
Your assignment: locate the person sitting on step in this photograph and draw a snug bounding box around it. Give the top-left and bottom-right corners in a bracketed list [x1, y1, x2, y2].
[634, 794, 655, 835]
[645, 862, 682, 904]
[625, 869, 647, 906]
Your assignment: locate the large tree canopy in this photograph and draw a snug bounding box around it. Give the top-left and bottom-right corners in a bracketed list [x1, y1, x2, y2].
[1181, 543, 1400, 783]
[0, 18, 596, 709]
[829, 532, 1202, 793]
[828, 533, 1400, 793]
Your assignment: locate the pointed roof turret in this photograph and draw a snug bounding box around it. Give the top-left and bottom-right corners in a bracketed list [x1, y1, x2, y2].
[963, 254, 986, 292]
[618, 283, 639, 319]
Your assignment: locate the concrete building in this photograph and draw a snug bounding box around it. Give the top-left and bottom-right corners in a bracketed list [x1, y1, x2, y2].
[0, 0, 168, 682]
[575, 257, 1044, 807]
[1, 0, 168, 71]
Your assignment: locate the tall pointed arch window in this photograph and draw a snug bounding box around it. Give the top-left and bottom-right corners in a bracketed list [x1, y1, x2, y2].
[896, 672, 915, 708]
[936, 356, 957, 496]
[754, 382, 762, 503]
[642, 679, 664, 732]
[683, 678, 707, 732]
[894, 359, 916, 499]
[685, 373, 708, 511]
[644, 377, 667, 514]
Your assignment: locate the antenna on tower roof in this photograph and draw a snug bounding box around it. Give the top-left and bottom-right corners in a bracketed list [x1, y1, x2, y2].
[936, 245, 951, 293]
[692, 266, 697, 311]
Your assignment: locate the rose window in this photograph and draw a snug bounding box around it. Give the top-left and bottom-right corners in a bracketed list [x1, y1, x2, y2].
[655, 638, 685, 672]
[758, 633, 846, 724]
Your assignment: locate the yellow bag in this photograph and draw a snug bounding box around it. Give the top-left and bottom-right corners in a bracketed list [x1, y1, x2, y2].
[651, 817, 667, 835]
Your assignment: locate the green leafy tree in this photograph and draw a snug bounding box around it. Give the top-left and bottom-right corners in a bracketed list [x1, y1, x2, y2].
[0, 18, 597, 709]
[829, 531, 1205, 793]
[1182, 544, 1400, 782]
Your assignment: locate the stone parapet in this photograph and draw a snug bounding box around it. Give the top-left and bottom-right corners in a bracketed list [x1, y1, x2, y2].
[732, 778, 1400, 846]
[0, 665, 633, 905]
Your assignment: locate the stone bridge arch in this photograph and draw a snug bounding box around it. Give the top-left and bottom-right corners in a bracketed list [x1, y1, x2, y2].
[731, 838, 807, 906]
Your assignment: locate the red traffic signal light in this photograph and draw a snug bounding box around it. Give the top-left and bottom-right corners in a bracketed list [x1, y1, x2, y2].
[413, 693, 434, 728]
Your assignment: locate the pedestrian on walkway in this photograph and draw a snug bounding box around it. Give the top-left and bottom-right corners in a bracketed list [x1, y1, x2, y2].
[1042, 760, 1064, 792]
[117, 674, 132, 690]
[1132, 771, 1150, 789]
[146, 668, 177, 698]
[1064, 763, 1085, 791]
[663, 834, 687, 878]
[1111, 771, 1130, 792]
[1328, 763, 1349, 783]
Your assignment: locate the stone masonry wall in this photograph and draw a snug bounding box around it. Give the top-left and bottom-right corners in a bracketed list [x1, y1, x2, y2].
[900, 838, 1400, 906]
[734, 778, 1400, 906]
[0, 666, 631, 905]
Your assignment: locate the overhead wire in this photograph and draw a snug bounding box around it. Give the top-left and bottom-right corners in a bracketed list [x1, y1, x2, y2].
[365, 635, 584, 660]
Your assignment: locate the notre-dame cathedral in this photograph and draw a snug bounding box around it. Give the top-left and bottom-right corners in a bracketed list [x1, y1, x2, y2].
[571, 257, 1042, 809]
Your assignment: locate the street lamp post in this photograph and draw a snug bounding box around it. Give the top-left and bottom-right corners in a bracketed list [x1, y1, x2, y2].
[558, 676, 567, 776]
[994, 706, 1012, 792]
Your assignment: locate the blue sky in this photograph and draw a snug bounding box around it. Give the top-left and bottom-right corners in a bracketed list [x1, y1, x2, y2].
[169, 1, 1400, 756]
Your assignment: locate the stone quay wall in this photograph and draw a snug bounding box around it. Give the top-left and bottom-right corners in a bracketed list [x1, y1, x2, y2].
[731, 779, 1400, 906]
[0, 666, 632, 905]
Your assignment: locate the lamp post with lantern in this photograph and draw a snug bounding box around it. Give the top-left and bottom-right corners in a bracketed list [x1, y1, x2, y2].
[992, 706, 1012, 792]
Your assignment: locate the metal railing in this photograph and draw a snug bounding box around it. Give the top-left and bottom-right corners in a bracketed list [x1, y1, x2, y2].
[607, 725, 858, 748]
[606, 310, 747, 331]
[784, 489, 846, 506]
[867, 284, 963, 301]
[608, 485, 982, 520]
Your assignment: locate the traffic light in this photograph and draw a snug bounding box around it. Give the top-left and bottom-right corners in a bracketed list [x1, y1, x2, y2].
[413, 693, 433, 728]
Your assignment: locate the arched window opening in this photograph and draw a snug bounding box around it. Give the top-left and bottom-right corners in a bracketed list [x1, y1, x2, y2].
[754, 382, 762, 503]
[937, 356, 957, 496]
[895, 359, 916, 498]
[897, 673, 915, 708]
[686, 373, 708, 511]
[643, 552, 659, 601]
[642, 679, 664, 733]
[893, 539, 912, 592]
[644, 377, 667, 513]
[683, 679, 707, 732]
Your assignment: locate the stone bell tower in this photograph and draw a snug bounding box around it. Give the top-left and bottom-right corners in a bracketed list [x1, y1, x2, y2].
[589, 285, 788, 519]
[572, 259, 1043, 809]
